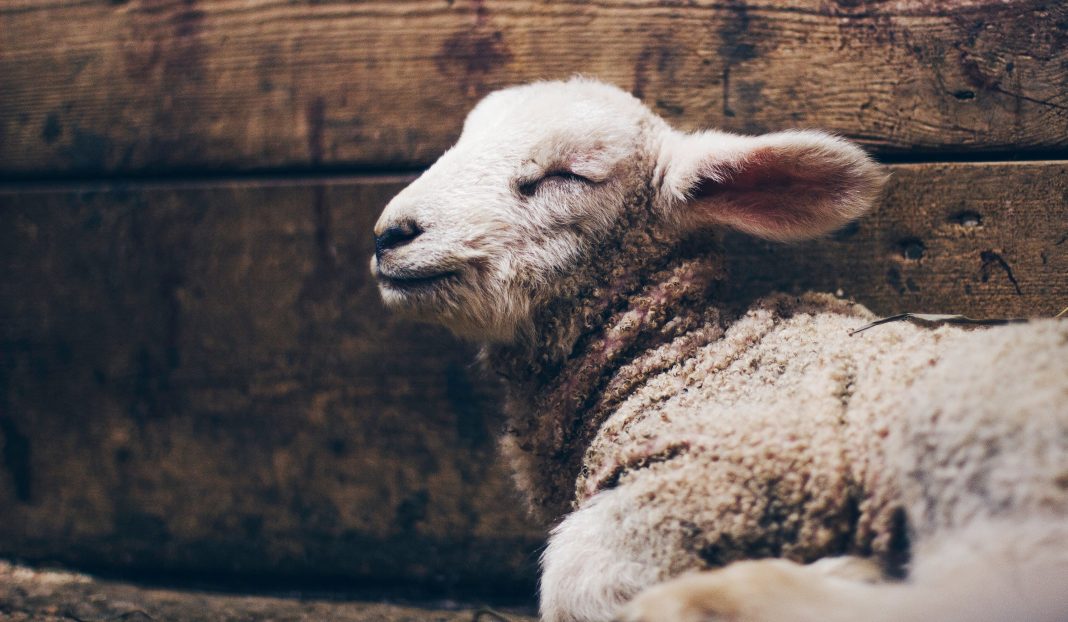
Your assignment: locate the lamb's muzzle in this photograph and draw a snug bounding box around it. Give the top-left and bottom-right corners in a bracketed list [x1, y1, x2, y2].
[373, 222, 423, 258]
[371, 77, 1068, 622]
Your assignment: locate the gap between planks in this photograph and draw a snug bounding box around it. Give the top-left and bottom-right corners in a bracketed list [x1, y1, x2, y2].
[2, 155, 1068, 193]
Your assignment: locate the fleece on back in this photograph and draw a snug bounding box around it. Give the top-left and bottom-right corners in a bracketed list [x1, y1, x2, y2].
[566, 293, 977, 576]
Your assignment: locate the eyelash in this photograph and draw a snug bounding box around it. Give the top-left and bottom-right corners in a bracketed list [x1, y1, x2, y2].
[518, 171, 592, 197]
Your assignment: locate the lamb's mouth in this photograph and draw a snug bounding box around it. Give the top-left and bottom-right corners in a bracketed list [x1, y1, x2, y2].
[376, 270, 459, 291]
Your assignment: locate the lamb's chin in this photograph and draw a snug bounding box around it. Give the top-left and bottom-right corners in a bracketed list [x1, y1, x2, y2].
[377, 271, 458, 292]
[378, 282, 441, 309]
[375, 277, 463, 325]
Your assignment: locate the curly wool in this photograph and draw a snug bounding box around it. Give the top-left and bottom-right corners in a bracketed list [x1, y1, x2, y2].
[575, 293, 935, 576]
[494, 269, 1067, 579]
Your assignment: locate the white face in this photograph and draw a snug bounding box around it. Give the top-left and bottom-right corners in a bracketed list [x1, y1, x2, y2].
[370, 80, 663, 343]
[371, 78, 886, 345]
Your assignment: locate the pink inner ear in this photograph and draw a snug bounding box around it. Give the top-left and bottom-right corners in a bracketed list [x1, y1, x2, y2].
[693, 148, 828, 200]
[689, 146, 854, 238]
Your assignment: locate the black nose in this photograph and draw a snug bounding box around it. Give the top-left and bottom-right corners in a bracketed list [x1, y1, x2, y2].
[374, 223, 422, 258]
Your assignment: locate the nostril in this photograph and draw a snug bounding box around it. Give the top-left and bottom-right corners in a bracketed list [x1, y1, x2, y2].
[374, 222, 422, 257]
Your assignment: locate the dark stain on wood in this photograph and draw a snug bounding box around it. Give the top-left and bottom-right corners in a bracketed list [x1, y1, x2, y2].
[313, 187, 338, 272]
[121, 0, 207, 83]
[886, 266, 905, 295]
[436, 2, 512, 99]
[0, 417, 32, 504]
[473, 0, 488, 27]
[633, 37, 681, 101]
[301, 97, 339, 302]
[60, 128, 113, 170]
[959, 53, 1001, 91]
[717, 2, 758, 65]
[633, 47, 653, 100]
[396, 490, 430, 532]
[979, 250, 1023, 295]
[655, 99, 685, 117]
[436, 29, 512, 98]
[446, 365, 491, 450]
[40, 113, 62, 144]
[717, 2, 759, 119]
[734, 80, 768, 133]
[306, 97, 326, 164]
[300, 186, 340, 305]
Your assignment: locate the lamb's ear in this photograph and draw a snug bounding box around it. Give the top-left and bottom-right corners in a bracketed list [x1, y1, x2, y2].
[658, 129, 888, 241]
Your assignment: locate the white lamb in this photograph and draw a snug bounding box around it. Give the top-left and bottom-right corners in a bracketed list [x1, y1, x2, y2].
[370, 78, 1068, 622]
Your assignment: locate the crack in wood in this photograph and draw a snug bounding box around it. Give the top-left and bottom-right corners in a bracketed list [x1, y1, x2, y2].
[990, 85, 1068, 112]
[979, 250, 1023, 295]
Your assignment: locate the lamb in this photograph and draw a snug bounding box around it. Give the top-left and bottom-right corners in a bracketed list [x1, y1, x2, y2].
[369, 77, 1068, 622]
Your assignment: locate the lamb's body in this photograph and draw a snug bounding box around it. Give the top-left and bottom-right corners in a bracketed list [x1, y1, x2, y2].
[371, 78, 1068, 621]
[531, 290, 1068, 621]
[488, 235, 1068, 620]
[550, 295, 917, 578]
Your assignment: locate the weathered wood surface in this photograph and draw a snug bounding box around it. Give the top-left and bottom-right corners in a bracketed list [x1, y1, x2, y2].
[726, 161, 1068, 317]
[0, 162, 1065, 589]
[0, 561, 538, 621]
[0, 177, 542, 596]
[2, 0, 1067, 176]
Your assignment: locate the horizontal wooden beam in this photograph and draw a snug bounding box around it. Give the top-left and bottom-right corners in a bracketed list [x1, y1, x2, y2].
[726, 161, 1068, 318]
[0, 161, 1065, 585]
[0, 177, 541, 593]
[2, 1, 1067, 176]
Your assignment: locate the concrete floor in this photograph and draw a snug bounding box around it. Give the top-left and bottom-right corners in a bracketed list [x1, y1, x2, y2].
[0, 561, 537, 622]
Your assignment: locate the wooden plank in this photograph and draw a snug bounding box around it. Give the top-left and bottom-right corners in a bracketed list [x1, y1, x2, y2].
[725, 161, 1068, 318]
[2, 1, 1067, 176]
[0, 161, 1065, 586]
[0, 176, 542, 595]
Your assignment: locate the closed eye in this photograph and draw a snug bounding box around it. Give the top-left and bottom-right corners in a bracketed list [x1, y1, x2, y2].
[517, 170, 593, 197]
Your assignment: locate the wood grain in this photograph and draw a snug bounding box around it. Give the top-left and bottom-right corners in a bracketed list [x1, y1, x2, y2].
[0, 161, 1065, 587]
[1, 0, 1067, 176]
[726, 161, 1068, 317]
[0, 176, 542, 595]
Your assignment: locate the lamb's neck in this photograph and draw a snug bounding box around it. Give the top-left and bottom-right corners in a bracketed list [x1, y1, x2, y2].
[485, 238, 727, 521]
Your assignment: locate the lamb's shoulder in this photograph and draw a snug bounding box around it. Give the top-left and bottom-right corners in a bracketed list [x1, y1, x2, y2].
[596, 291, 892, 427]
[575, 293, 980, 566]
[576, 293, 891, 512]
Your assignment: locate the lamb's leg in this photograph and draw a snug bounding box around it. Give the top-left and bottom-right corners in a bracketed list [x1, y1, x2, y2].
[618, 518, 1068, 622]
[616, 556, 892, 622]
[540, 489, 662, 622]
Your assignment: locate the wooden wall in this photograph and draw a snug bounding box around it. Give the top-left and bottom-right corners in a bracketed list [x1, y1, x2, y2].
[1, 0, 1066, 597]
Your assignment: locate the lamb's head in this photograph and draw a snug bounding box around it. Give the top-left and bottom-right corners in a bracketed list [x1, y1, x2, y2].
[372, 78, 886, 344]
